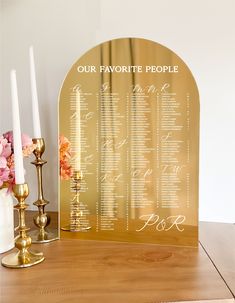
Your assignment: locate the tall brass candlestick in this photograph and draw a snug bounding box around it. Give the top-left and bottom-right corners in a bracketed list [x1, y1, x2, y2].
[1, 183, 44, 268]
[28, 138, 58, 243]
[61, 170, 91, 232]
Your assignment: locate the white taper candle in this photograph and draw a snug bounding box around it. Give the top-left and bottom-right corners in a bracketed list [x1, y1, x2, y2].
[29, 46, 41, 138]
[10, 70, 25, 184]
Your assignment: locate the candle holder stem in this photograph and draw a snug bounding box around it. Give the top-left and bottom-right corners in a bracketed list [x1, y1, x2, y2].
[28, 138, 58, 243]
[1, 183, 44, 268]
[61, 170, 91, 232]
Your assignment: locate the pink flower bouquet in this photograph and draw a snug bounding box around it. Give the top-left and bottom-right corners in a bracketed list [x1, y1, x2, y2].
[0, 131, 35, 192]
[59, 135, 73, 180]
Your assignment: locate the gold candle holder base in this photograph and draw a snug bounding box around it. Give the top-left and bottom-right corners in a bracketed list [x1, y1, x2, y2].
[61, 225, 91, 232]
[29, 228, 58, 243]
[1, 183, 44, 268]
[29, 138, 58, 243]
[61, 170, 91, 232]
[1, 250, 44, 269]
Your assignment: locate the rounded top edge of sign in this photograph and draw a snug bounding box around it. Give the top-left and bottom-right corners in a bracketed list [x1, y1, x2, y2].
[59, 37, 199, 101]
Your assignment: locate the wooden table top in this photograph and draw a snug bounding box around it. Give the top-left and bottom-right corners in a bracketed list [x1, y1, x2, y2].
[0, 212, 234, 303]
[200, 222, 235, 297]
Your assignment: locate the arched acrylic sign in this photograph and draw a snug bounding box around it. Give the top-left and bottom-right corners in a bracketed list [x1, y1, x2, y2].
[59, 38, 199, 247]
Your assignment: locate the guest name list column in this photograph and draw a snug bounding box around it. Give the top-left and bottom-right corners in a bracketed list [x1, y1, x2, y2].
[70, 89, 92, 228]
[99, 90, 123, 231]
[159, 90, 187, 209]
[129, 89, 154, 215]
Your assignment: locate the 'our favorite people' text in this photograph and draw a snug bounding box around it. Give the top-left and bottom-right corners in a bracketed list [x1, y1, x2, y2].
[77, 65, 179, 73]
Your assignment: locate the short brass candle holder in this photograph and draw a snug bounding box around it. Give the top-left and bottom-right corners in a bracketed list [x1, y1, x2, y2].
[28, 138, 58, 243]
[61, 170, 91, 232]
[1, 183, 45, 268]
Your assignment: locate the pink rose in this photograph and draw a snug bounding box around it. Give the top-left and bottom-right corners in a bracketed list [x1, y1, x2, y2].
[3, 131, 13, 144]
[1, 131, 35, 192]
[0, 167, 10, 187]
[0, 156, 7, 168]
[21, 133, 33, 147]
[3, 131, 33, 148]
[0, 136, 12, 158]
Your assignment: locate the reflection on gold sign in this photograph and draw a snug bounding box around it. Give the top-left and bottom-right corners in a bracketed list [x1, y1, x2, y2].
[59, 38, 199, 247]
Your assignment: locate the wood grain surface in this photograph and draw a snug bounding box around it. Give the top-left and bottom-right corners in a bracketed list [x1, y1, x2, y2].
[0, 212, 234, 303]
[200, 221, 235, 297]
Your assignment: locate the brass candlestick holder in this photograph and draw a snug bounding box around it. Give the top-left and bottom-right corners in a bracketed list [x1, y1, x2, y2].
[61, 170, 91, 232]
[28, 138, 58, 243]
[1, 183, 44, 268]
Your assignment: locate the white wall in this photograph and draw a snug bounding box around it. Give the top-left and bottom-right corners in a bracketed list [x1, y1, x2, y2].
[1, 0, 235, 223]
